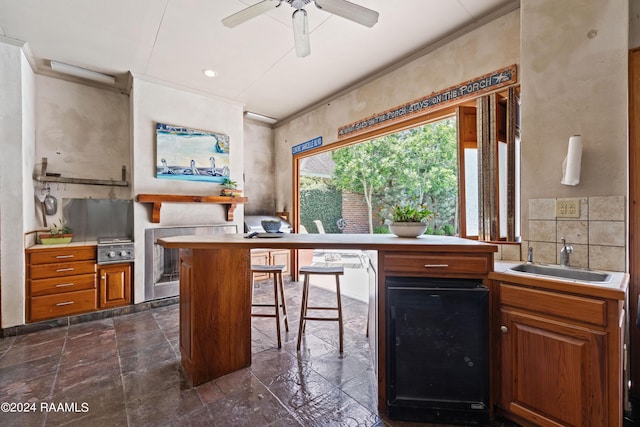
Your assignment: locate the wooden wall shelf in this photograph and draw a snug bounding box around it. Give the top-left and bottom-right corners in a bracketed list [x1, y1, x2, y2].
[136, 194, 248, 223]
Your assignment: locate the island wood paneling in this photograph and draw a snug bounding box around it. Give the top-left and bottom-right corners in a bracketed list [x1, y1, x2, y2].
[178, 247, 251, 385]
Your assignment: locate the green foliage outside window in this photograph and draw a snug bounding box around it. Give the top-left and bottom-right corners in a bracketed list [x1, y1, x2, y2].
[299, 187, 342, 234]
[332, 118, 458, 234]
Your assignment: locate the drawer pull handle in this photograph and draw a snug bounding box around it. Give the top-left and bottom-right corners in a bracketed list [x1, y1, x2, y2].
[55, 255, 74, 259]
[56, 283, 74, 288]
[501, 326, 509, 334]
[56, 268, 74, 272]
[424, 264, 449, 268]
[56, 301, 74, 306]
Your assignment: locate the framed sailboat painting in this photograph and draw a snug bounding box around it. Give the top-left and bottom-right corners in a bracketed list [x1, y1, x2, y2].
[155, 123, 230, 183]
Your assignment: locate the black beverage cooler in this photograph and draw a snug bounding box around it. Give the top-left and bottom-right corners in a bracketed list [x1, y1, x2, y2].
[386, 276, 489, 425]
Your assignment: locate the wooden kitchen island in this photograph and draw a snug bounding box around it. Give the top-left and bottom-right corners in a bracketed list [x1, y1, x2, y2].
[158, 233, 498, 412]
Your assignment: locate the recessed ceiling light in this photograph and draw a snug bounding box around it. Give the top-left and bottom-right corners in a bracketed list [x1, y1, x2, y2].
[202, 69, 217, 78]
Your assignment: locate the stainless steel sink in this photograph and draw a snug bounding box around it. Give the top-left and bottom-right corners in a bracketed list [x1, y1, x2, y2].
[508, 263, 612, 283]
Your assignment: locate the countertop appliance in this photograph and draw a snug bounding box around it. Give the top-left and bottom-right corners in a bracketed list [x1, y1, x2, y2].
[97, 236, 135, 265]
[244, 215, 292, 233]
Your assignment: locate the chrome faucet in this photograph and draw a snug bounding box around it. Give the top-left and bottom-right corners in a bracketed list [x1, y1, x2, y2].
[560, 238, 573, 267]
[527, 246, 534, 263]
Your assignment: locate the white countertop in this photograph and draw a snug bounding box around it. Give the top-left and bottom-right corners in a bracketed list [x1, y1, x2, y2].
[158, 232, 499, 253]
[492, 260, 628, 300]
[27, 240, 99, 250]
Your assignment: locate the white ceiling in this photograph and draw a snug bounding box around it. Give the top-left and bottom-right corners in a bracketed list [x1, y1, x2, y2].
[0, 0, 516, 123]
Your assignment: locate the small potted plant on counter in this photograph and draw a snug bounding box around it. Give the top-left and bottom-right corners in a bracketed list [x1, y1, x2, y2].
[220, 178, 242, 197]
[388, 203, 433, 237]
[39, 220, 73, 244]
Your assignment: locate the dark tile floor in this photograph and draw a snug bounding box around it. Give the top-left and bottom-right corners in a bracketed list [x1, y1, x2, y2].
[0, 279, 518, 427]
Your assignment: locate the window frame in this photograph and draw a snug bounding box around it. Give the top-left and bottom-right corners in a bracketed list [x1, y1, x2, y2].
[290, 84, 520, 244]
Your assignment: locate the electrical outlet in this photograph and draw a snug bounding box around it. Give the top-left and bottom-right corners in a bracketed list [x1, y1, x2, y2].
[556, 198, 580, 218]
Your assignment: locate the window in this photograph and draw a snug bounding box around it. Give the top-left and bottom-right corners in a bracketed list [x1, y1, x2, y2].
[299, 118, 458, 236]
[293, 85, 520, 243]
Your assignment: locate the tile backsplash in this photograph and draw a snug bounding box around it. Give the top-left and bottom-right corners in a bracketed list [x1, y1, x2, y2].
[503, 196, 626, 272]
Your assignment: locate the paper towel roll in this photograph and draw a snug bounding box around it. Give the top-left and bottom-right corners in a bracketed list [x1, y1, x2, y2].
[561, 135, 582, 186]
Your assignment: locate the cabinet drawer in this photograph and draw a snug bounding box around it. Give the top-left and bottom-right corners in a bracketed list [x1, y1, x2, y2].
[30, 273, 96, 297]
[383, 253, 490, 276]
[500, 283, 606, 326]
[30, 261, 96, 280]
[30, 289, 97, 322]
[29, 247, 96, 264]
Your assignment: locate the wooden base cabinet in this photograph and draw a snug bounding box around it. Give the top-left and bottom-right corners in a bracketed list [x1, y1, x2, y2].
[26, 245, 134, 322]
[99, 263, 132, 309]
[496, 282, 624, 427]
[250, 249, 290, 281]
[26, 246, 97, 322]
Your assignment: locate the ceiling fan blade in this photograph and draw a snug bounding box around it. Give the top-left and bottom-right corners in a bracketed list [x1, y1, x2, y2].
[292, 9, 311, 57]
[222, 0, 281, 28]
[314, 0, 379, 28]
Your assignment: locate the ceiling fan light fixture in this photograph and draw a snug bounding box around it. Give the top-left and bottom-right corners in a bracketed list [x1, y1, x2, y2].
[292, 9, 311, 57]
[221, 0, 379, 58]
[314, 0, 379, 28]
[222, 0, 281, 28]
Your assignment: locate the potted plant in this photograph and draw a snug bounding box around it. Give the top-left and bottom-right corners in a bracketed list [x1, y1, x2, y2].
[39, 221, 73, 244]
[220, 178, 243, 197]
[388, 203, 433, 237]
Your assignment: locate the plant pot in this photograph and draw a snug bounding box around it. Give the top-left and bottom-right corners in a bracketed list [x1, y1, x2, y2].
[389, 222, 427, 238]
[40, 233, 73, 245]
[220, 189, 243, 197]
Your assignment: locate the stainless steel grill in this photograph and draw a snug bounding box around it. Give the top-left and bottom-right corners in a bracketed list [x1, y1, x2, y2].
[97, 237, 135, 265]
[243, 215, 292, 233]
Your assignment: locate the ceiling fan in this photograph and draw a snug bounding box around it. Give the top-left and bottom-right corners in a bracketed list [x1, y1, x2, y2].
[222, 0, 379, 57]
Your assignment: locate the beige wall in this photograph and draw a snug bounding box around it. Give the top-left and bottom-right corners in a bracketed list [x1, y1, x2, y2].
[519, 0, 628, 267]
[34, 75, 132, 214]
[243, 119, 276, 215]
[631, 0, 640, 49]
[520, 0, 628, 202]
[130, 77, 244, 302]
[1, 42, 36, 327]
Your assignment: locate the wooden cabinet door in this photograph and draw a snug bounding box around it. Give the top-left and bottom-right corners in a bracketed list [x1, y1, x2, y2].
[270, 249, 290, 275]
[499, 308, 607, 427]
[99, 263, 132, 308]
[250, 250, 269, 281]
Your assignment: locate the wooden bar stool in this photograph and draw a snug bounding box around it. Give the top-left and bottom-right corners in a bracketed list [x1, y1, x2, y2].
[296, 265, 345, 353]
[250, 264, 288, 348]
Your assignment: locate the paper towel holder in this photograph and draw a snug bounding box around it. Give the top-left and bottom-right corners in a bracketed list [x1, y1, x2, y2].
[561, 134, 583, 186]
